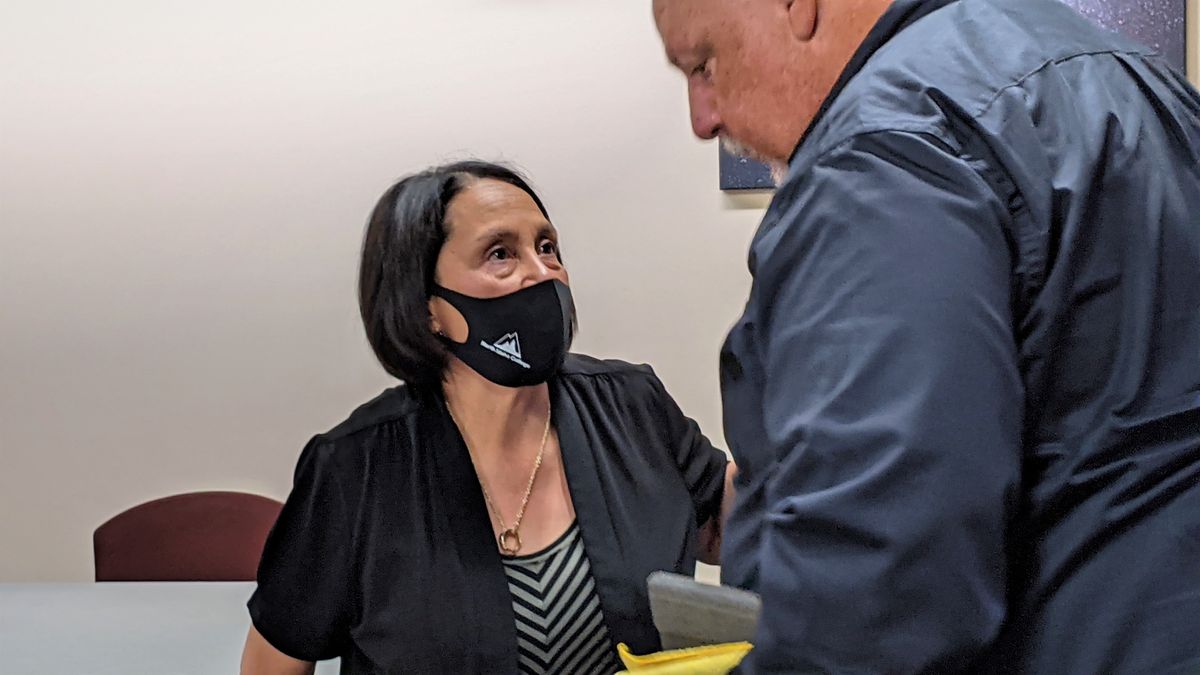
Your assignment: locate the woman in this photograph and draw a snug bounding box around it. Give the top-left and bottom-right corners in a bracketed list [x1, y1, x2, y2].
[241, 161, 733, 674]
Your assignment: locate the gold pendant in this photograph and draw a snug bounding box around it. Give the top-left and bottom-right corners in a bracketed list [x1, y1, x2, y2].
[498, 528, 522, 555]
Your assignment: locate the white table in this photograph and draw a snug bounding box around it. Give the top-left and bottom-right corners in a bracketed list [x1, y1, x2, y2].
[0, 582, 339, 675]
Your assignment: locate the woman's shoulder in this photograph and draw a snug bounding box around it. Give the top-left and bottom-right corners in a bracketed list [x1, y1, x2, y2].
[557, 353, 673, 405]
[302, 384, 425, 460]
[560, 353, 658, 382]
[282, 385, 437, 512]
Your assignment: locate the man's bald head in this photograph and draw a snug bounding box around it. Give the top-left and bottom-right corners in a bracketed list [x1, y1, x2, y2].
[653, 0, 893, 167]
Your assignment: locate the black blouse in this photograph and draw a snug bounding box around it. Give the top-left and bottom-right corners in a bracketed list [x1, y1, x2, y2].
[248, 354, 728, 674]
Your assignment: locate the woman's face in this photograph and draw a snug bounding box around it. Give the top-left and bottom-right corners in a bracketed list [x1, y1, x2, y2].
[429, 178, 569, 342]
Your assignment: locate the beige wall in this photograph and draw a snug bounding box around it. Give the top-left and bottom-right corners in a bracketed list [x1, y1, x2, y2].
[0, 2, 762, 582]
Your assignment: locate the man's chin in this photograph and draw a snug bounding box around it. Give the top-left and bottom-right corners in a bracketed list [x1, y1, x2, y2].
[721, 137, 789, 183]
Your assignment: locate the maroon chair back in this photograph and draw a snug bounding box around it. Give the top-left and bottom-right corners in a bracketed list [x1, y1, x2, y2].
[94, 491, 283, 582]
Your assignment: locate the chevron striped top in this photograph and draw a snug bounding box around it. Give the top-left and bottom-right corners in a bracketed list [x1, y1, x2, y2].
[501, 522, 620, 675]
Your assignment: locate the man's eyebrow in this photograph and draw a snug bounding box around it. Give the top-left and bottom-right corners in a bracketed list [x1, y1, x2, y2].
[666, 40, 708, 72]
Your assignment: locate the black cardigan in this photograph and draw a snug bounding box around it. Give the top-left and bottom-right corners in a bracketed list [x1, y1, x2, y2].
[248, 355, 728, 673]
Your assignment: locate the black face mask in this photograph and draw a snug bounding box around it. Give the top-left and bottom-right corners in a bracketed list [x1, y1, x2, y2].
[432, 279, 575, 388]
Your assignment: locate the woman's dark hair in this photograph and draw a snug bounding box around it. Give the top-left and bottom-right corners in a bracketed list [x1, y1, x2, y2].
[358, 160, 552, 386]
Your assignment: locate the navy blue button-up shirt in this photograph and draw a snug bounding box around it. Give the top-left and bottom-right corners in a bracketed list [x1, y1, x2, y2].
[720, 0, 1200, 672]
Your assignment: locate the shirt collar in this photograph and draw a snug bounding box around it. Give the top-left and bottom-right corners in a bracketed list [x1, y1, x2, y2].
[789, 0, 961, 162]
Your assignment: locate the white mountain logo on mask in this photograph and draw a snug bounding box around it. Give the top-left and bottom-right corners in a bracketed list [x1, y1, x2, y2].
[494, 333, 522, 358]
[481, 332, 531, 369]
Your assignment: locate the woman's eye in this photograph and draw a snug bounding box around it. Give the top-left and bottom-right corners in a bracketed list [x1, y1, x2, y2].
[693, 59, 711, 80]
[488, 247, 510, 261]
[539, 241, 558, 255]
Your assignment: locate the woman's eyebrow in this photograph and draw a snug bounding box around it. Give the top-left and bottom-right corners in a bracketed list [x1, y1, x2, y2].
[471, 225, 516, 244]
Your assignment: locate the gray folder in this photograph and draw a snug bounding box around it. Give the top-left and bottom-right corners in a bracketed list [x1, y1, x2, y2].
[647, 571, 762, 650]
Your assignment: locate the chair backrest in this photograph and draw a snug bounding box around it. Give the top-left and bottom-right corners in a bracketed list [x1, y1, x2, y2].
[94, 491, 283, 582]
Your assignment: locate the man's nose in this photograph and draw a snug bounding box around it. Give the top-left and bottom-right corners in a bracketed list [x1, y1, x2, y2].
[688, 79, 722, 140]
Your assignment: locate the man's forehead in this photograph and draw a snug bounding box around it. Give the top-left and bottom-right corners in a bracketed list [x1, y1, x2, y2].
[655, 0, 714, 26]
[654, 0, 715, 57]
[651, 0, 676, 22]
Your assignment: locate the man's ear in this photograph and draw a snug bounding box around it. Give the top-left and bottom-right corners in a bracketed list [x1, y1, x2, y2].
[787, 0, 817, 41]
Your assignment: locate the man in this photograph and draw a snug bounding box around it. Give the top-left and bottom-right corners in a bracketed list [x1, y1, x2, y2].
[653, 0, 1200, 672]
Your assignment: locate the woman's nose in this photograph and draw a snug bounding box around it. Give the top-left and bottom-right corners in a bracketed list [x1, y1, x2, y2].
[519, 252, 557, 288]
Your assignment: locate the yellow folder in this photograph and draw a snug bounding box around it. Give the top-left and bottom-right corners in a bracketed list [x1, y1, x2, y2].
[616, 641, 753, 675]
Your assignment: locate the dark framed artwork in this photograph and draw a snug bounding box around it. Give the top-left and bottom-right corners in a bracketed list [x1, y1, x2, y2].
[719, 147, 776, 191]
[719, 0, 1190, 190]
[1059, 0, 1187, 68]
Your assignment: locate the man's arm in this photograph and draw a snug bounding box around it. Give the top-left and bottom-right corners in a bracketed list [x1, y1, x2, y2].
[743, 130, 1023, 673]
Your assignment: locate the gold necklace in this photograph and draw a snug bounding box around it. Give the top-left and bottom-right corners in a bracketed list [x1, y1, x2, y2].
[446, 400, 552, 555]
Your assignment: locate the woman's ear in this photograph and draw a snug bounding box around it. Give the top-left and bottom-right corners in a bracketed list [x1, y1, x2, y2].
[787, 0, 817, 41]
[428, 299, 443, 336]
[427, 291, 446, 333]
[429, 296, 468, 342]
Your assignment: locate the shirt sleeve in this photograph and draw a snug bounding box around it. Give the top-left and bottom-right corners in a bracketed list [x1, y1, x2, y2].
[645, 370, 730, 527]
[742, 131, 1023, 673]
[248, 436, 353, 662]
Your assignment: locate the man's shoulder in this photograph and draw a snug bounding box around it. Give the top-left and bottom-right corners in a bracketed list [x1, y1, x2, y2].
[805, 0, 1150, 161]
